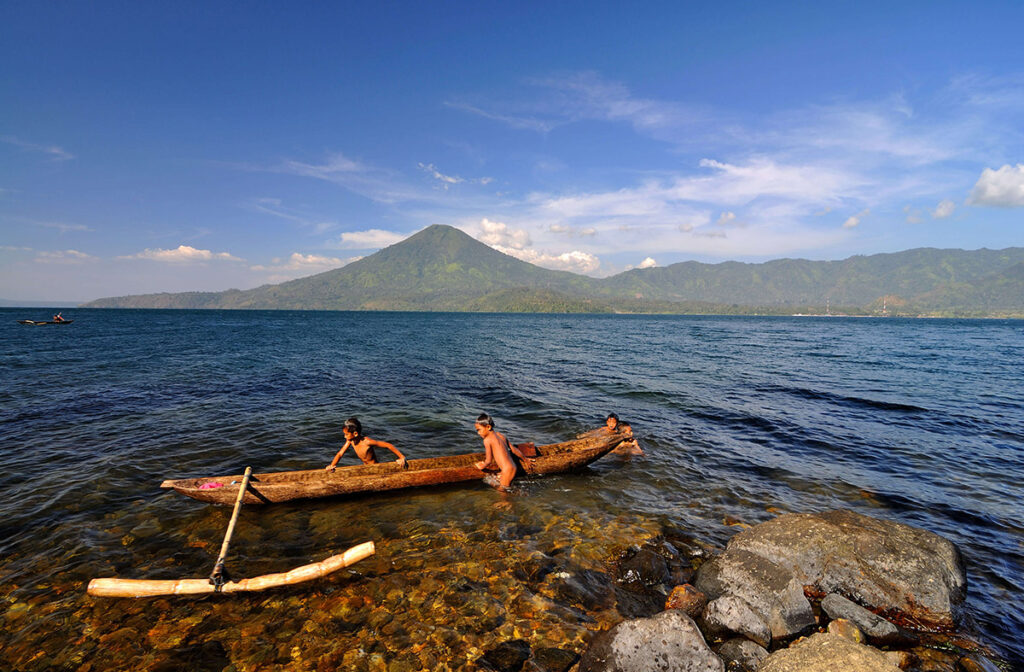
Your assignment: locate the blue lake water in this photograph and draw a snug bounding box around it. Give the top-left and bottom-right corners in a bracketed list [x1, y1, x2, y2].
[1, 308, 1022, 669]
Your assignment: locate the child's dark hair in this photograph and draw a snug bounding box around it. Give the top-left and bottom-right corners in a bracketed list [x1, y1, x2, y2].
[343, 417, 363, 440]
[475, 413, 494, 428]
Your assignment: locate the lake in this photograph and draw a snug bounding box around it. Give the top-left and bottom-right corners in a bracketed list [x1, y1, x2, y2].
[1, 309, 1021, 670]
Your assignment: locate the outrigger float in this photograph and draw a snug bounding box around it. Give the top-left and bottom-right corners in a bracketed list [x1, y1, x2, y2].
[88, 468, 374, 598]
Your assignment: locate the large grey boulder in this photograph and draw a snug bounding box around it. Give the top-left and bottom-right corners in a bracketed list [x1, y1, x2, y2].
[725, 510, 966, 629]
[758, 632, 901, 672]
[579, 610, 724, 672]
[694, 548, 816, 640]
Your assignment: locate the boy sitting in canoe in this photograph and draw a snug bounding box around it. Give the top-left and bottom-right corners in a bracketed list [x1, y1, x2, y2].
[325, 417, 407, 471]
[473, 413, 530, 491]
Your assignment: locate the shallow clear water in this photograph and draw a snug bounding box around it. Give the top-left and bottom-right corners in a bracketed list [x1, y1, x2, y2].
[1, 309, 1021, 669]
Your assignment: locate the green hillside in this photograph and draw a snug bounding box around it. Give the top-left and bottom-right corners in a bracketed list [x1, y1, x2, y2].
[81, 225, 1024, 317]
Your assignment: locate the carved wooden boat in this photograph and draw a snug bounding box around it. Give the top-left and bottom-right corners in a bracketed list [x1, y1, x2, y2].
[160, 434, 621, 505]
[18, 319, 74, 325]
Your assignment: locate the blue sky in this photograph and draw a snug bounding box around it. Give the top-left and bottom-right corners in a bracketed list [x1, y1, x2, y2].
[2, 2, 1023, 303]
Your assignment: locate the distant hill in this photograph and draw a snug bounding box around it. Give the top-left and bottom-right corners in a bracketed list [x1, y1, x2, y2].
[81, 225, 1024, 317]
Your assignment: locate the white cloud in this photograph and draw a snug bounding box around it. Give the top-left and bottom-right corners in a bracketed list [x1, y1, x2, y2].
[34, 249, 96, 263]
[549, 223, 596, 237]
[334, 229, 407, 249]
[932, 199, 956, 219]
[968, 164, 1024, 207]
[250, 253, 361, 282]
[250, 253, 356, 273]
[477, 218, 532, 250]
[495, 246, 601, 274]
[716, 211, 737, 227]
[843, 209, 869, 228]
[638, 257, 657, 269]
[120, 245, 243, 263]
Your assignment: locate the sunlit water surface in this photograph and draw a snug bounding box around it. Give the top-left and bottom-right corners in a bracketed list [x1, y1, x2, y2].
[1, 309, 1021, 670]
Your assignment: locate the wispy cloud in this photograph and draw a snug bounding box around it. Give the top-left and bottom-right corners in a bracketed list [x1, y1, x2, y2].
[35, 220, 93, 233]
[119, 245, 243, 263]
[1, 136, 75, 162]
[418, 163, 494, 190]
[34, 249, 95, 263]
[246, 198, 337, 234]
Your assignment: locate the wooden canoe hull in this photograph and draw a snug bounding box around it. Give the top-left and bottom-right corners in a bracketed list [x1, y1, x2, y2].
[18, 319, 74, 325]
[160, 434, 620, 505]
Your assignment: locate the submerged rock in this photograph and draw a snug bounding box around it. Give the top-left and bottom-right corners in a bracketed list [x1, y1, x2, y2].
[477, 639, 531, 672]
[758, 632, 902, 672]
[579, 610, 724, 672]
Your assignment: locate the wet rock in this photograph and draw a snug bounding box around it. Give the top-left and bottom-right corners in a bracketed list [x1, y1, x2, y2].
[477, 639, 531, 672]
[615, 546, 670, 589]
[612, 583, 664, 619]
[912, 646, 960, 671]
[887, 650, 913, 669]
[758, 632, 901, 672]
[579, 610, 724, 672]
[701, 595, 771, 648]
[666, 584, 708, 617]
[694, 547, 815, 640]
[822, 593, 904, 644]
[531, 647, 579, 672]
[550, 569, 616, 611]
[726, 510, 966, 630]
[957, 654, 1003, 672]
[717, 638, 769, 672]
[827, 617, 865, 643]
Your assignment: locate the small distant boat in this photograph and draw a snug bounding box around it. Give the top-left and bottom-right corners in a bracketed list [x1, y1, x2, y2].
[18, 319, 74, 325]
[161, 434, 622, 505]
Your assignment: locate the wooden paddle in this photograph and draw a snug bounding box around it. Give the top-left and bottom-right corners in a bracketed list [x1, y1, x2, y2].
[208, 466, 252, 588]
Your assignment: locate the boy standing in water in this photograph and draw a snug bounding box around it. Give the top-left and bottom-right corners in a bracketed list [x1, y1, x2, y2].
[325, 417, 407, 470]
[473, 413, 527, 491]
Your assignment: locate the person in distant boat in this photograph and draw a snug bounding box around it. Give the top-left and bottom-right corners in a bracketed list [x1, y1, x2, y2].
[473, 413, 530, 492]
[53, 312, 65, 322]
[612, 421, 644, 456]
[325, 417, 406, 471]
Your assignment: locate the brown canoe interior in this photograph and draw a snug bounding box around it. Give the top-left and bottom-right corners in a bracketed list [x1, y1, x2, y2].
[160, 434, 622, 504]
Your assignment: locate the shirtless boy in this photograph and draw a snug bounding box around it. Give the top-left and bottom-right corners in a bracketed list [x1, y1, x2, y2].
[325, 417, 406, 471]
[473, 413, 527, 491]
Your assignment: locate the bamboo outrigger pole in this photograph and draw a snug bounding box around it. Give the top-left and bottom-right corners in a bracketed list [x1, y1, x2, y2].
[88, 466, 375, 598]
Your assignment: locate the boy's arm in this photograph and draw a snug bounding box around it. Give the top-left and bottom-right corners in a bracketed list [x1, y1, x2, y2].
[326, 442, 351, 471]
[371, 438, 407, 467]
[475, 437, 495, 470]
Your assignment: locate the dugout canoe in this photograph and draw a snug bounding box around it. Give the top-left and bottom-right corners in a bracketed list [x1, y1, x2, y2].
[160, 433, 622, 505]
[18, 319, 74, 325]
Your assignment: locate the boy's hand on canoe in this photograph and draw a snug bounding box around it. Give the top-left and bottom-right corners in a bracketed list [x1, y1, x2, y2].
[325, 465, 336, 472]
[397, 457, 407, 468]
